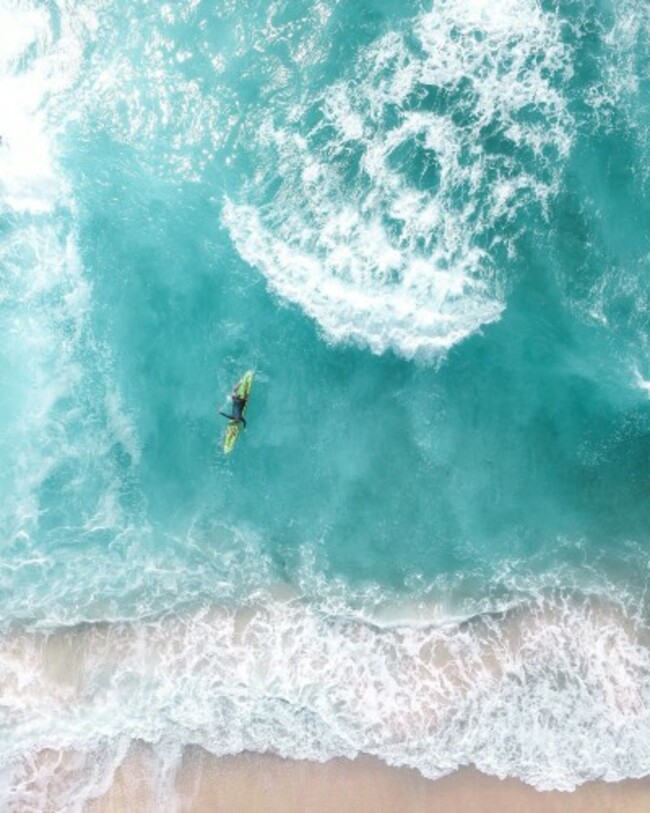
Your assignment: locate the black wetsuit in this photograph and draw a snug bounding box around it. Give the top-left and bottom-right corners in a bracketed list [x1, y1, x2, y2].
[220, 395, 247, 428]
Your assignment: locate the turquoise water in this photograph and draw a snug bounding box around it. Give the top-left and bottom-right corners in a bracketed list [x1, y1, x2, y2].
[1, 0, 650, 805]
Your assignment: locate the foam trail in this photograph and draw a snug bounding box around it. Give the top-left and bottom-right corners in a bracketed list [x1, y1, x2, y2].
[224, 0, 574, 359]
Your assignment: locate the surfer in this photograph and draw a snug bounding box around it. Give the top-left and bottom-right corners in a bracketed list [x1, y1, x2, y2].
[219, 391, 247, 428]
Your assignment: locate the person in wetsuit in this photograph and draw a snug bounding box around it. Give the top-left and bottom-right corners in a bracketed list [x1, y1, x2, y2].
[219, 390, 247, 428]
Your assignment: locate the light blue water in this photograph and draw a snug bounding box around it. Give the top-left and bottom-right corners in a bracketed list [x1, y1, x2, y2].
[1, 0, 650, 805]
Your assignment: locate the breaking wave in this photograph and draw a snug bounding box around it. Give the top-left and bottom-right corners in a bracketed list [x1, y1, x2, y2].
[224, 0, 574, 358]
[1, 590, 649, 812]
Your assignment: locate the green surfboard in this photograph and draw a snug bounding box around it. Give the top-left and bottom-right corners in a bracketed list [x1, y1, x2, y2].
[223, 370, 254, 454]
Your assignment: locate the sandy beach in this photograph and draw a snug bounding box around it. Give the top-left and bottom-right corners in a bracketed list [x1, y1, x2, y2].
[87, 746, 650, 813]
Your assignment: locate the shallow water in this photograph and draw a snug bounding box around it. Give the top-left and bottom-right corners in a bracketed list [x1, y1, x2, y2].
[1, 0, 649, 807]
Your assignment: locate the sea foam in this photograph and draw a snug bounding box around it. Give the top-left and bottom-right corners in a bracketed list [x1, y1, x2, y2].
[0, 592, 649, 812]
[224, 0, 574, 359]
[0, 1, 141, 573]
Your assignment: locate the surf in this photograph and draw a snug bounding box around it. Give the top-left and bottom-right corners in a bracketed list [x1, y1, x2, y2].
[223, 0, 574, 359]
[1, 589, 649, 813]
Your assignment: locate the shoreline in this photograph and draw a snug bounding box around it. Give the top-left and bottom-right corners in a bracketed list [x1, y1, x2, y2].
[3, 595, 649, 809]
[87, 747, 650, 813]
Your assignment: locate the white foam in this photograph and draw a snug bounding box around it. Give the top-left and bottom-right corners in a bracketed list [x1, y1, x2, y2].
[0, 592, 648, 811]
[0, 1, 143, 567]
[224, 0, 574, 359]
[633, 367, 650, 397]
[585, 0, 650, 133]
[0, 5, 59, 214]
[555, 2, 650, 375]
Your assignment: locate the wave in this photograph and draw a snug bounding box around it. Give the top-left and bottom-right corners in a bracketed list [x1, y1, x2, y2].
[0, 2, 143, 581]
[0, 590, 649, 811]
[224, 0, 574, 359]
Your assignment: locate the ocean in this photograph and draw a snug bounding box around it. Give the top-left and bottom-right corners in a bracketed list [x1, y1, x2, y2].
[1, 0, 649, 808]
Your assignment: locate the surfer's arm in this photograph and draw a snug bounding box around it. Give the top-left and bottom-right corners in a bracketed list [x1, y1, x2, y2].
[219, 411, 235, 421]
[241, 417, 247, 428]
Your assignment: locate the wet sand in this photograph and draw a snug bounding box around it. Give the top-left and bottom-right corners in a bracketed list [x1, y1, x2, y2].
[88, 746, 650, 813]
